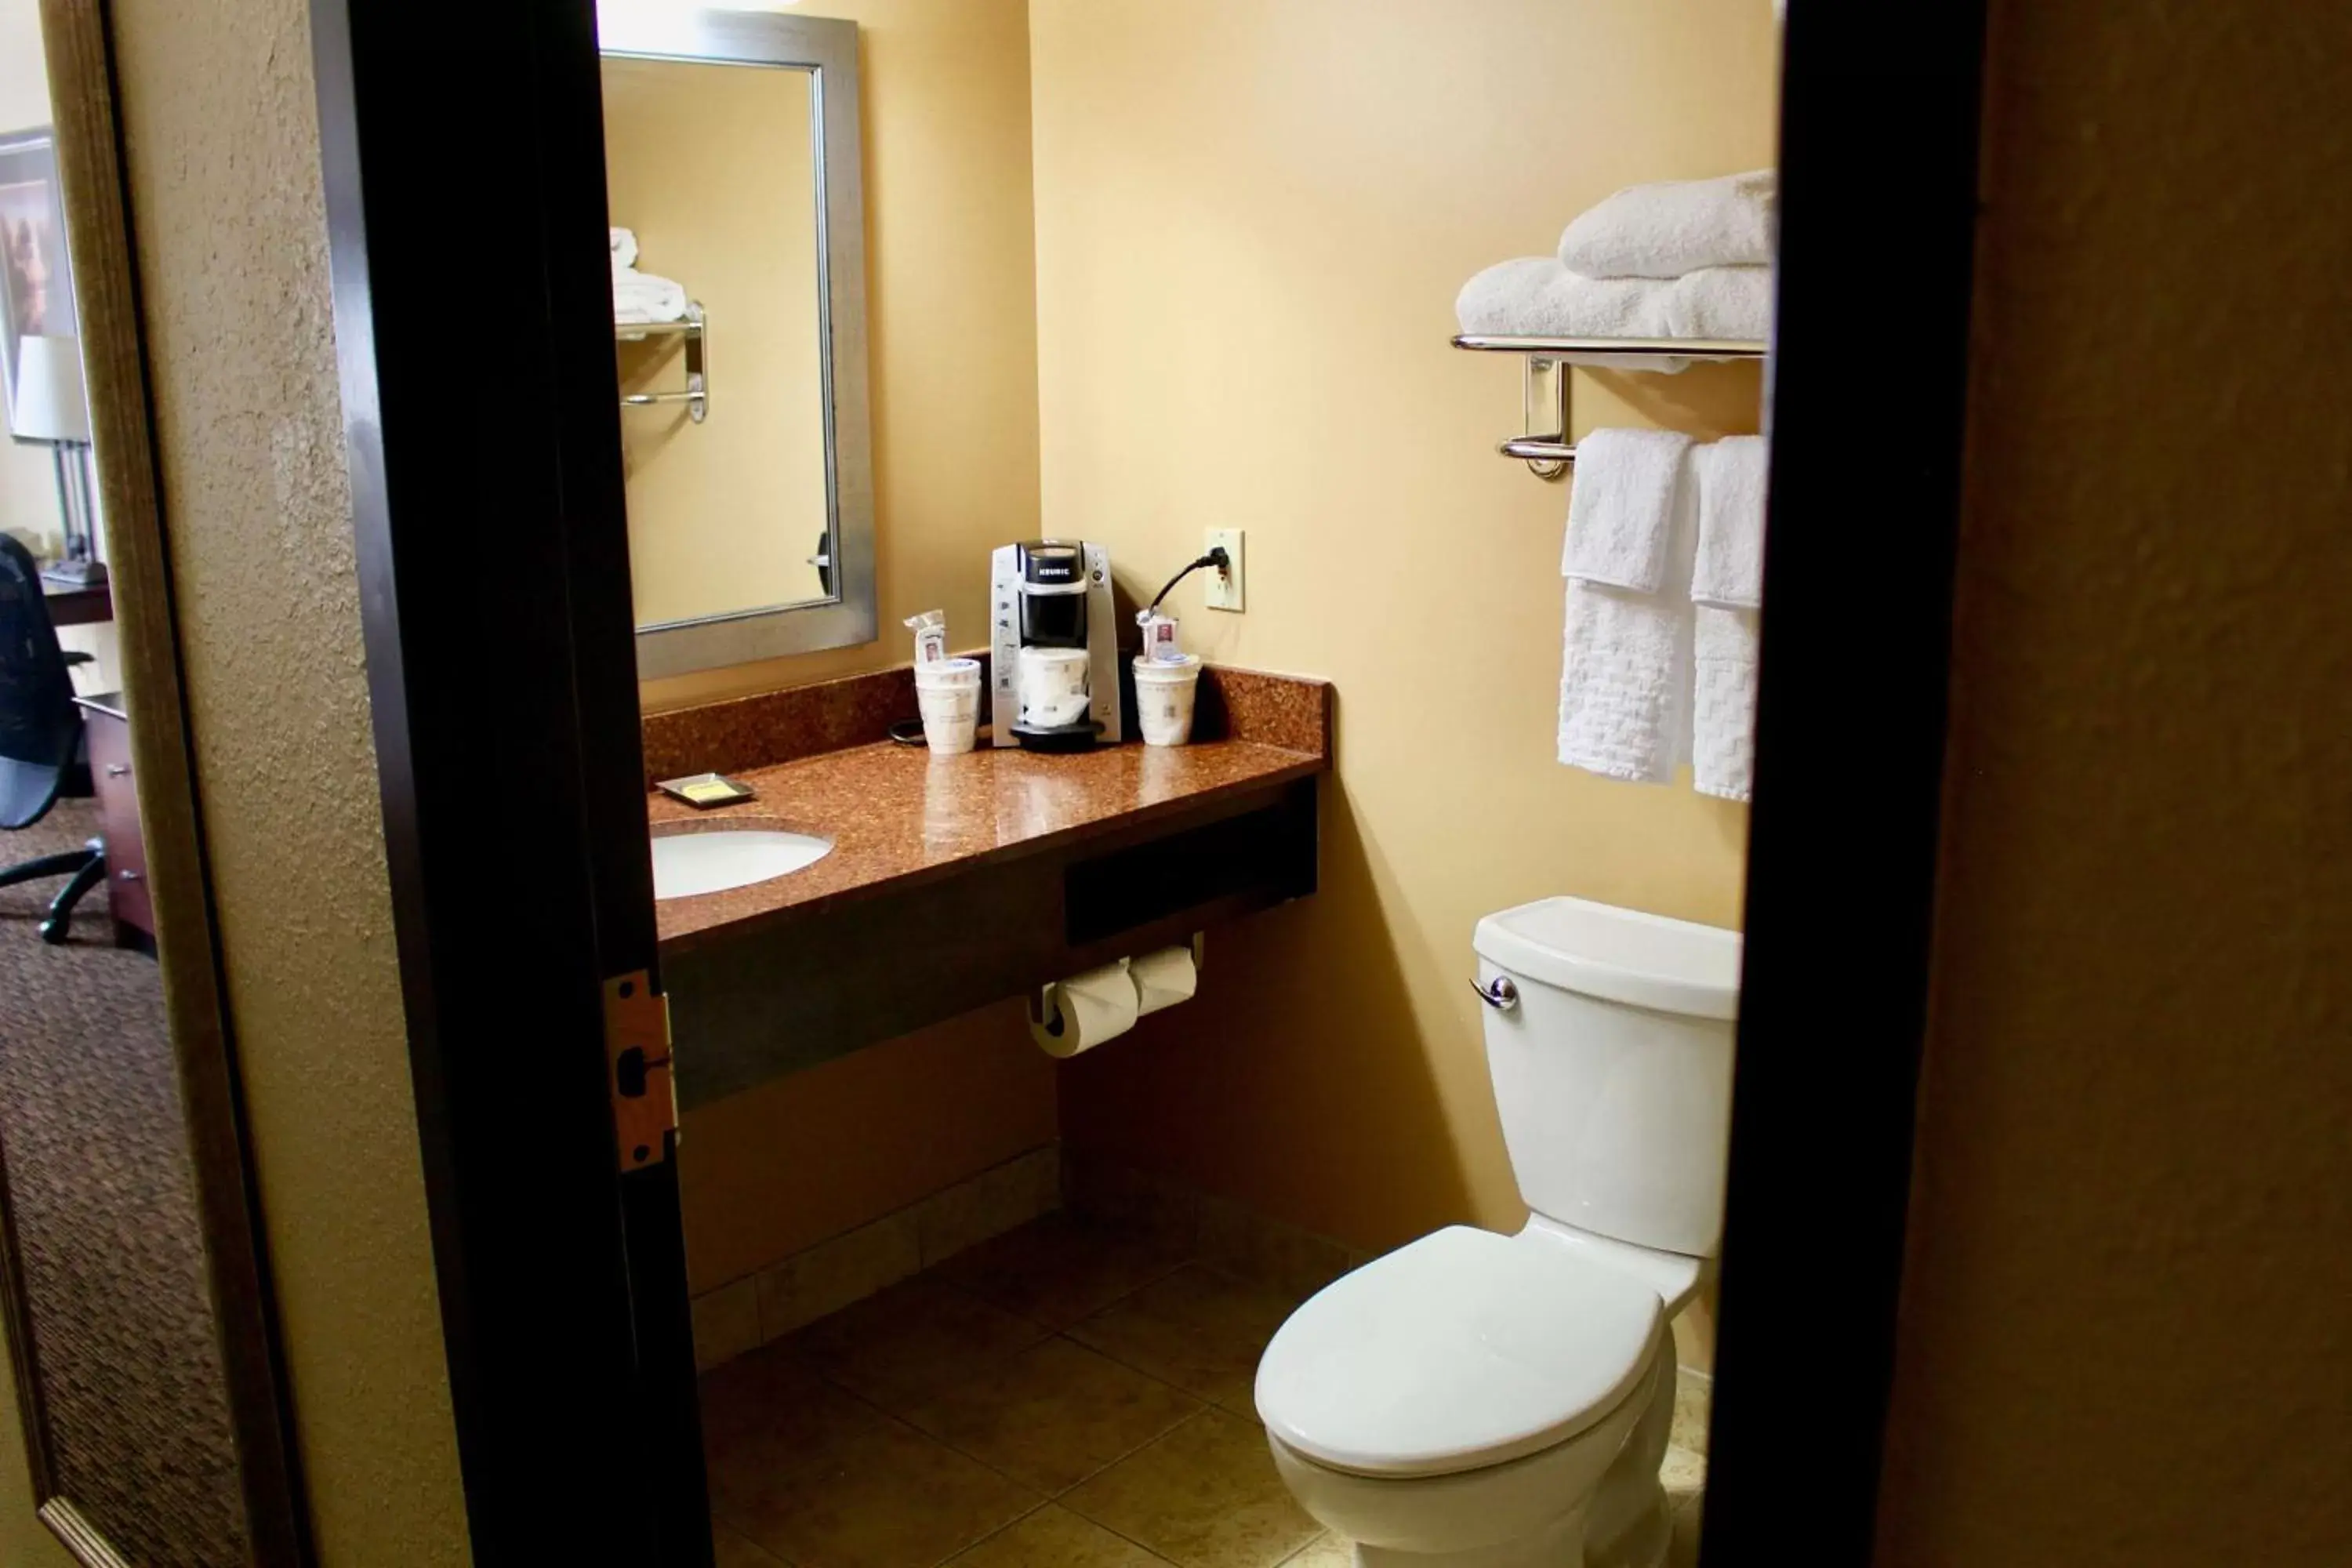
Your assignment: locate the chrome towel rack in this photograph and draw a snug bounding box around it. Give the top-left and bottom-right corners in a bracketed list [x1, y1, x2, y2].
[619, 300, 707, 423]
[1453, 333, 1765, 479]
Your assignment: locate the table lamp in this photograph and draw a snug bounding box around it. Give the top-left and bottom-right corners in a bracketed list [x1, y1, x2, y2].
[13, 334, 103, 589]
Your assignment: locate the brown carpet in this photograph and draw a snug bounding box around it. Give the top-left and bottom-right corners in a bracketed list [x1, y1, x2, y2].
[0, 798, 251, 1566]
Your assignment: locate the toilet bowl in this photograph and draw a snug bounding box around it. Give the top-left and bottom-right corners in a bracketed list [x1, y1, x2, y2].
[1255, 897, 1740, 1568]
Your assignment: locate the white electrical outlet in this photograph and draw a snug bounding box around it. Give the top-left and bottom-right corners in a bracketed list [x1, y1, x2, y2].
[1204, 528, 1245, 612]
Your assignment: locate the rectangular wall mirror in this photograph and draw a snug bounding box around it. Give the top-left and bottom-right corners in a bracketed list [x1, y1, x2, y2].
[601, 9, 875, 678]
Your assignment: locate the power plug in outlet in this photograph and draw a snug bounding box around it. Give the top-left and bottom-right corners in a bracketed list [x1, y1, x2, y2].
[1204, 528, 1245, 612]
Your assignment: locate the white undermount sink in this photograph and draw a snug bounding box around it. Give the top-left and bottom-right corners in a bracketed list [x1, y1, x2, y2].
[650, 824, 832, 900]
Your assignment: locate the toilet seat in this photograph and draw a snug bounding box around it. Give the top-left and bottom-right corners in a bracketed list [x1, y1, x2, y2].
[1254, 1225, 1663, 1480]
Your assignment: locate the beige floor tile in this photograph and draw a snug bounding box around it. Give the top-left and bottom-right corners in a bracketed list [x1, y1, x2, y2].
[721, 1415, 1042, 1568]
[1276, 1533, 1352, 1567]
[792, 1276, 1052, 1414]
[906, 1335, 1203, 1494]
[949, 1505, 1173, 1568]
[1069, 1265, 1298, 1414]
[713, 1519, 789, 1567]
[694, 1279, 763, 1372]
[1064, 1409, 1319, 1568]
[702, 1340, 882, 1461]
[757, 1211, 924, 1341]
[943, 1213, 1192, 1328]
[1670, 1367, 1711, 1456]
[1661, 1443, 1708, 1502]
[920, 1151, 1058, 1267]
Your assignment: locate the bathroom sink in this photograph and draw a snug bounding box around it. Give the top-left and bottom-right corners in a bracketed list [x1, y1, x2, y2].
[649, 822, 833, 900]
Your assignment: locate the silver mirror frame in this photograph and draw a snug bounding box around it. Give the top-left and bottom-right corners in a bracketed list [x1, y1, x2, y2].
[601, 8, 876, 677]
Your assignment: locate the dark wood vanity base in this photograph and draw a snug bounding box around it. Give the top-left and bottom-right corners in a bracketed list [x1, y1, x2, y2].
[649, 666, 1331, 1105]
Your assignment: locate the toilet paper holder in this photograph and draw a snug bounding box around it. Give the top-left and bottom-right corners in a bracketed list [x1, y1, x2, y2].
[1031, 933, 1204, 1046]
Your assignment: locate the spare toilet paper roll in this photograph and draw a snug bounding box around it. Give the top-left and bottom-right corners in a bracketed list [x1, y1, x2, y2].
[1029, 960, 1139, 1058]
[1130, 944, 1199, 1018]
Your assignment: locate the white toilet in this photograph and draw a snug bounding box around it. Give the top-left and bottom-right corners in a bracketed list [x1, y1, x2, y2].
[1255, 896, 1739, 1568]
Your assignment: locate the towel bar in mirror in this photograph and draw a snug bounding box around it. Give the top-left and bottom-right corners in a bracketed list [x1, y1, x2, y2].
[1452, 334, 1767, 479]
[618, 302, 708, 423]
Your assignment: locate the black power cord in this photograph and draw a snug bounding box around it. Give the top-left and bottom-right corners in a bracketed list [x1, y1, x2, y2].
[1145, 546, 1232, 616]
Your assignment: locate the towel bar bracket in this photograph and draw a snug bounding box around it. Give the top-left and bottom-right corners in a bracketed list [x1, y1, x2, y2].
[618, 300, 708, 423]
[1515, 355, 1572, 480]
[1452, 334, 1766, 481]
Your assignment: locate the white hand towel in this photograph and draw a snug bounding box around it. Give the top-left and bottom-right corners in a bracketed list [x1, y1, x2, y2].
[1663, 266, 1773, 343]
[1692, 606, 1759, 801]
[611, 227, 640, 269]
[1558, 446, 1696, 784]
[1563, 429, 1693, 592]
[1690, 435, 1769, 608]
[1558, 169, 1776, 279]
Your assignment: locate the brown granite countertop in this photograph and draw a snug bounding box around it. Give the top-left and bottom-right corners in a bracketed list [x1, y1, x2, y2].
[651, 735, 1325, 950]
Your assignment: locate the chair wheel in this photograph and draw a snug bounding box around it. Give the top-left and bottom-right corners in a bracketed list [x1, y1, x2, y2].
[38, 916, 70, 946]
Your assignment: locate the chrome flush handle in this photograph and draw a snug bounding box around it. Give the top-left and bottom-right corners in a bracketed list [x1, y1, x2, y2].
[1469, 975, 1519, 1012]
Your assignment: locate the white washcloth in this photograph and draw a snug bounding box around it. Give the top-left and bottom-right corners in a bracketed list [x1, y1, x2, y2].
[1559, 169, 1776, 279]
[614, 269, 688, 325]
[610, 227, 640, 269]
[1663, 266, 1773, 342]
[1456, 258, 1769, 349]
[1692, 607, 1759, 801]
[1690, 435, 1769, 607]
[1563, 429, 1693, 592]
[1559, 449, 1696, 783]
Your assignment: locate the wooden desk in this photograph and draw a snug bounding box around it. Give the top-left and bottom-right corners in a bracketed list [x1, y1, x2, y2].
[71, 691, 152, 949]
[42, 573, 113, 629]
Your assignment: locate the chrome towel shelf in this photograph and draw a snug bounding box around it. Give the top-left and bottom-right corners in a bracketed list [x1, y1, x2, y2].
[619, 301, 707, 423]
[1453, 333, 1766, 479]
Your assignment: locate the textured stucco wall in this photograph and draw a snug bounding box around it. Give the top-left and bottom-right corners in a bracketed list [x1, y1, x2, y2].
[1876, 4, 2352, 1565]
[104, 0, 470, 1561]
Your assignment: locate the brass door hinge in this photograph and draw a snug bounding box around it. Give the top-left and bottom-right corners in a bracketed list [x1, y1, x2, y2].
[604, 970, 677, 1171]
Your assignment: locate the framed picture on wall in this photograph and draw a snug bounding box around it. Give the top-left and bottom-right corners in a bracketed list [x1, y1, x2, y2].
[0, 128, 80, 437]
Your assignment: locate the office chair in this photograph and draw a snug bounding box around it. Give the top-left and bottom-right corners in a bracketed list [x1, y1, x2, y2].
[0, 534, 103, 945]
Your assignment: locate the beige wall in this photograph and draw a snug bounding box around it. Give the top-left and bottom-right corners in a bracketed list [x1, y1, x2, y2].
[99, 0, 470, 1562]
[1875, 5, 2352, 1566]
[1031, 0, 1775, 1252]
[637, 0, 1041, 707]
[605, 55, 831, 622]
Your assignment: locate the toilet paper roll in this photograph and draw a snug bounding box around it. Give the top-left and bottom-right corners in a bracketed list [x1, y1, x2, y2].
[1130, 943, 1199, 1018]
[1030, 960, 1139, 1058]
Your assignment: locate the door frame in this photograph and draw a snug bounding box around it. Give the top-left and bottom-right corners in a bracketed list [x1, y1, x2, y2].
[307, 0, 1994, 1562]
[1704, 2, 1991, 1560]
[307, 0, 707, 1560]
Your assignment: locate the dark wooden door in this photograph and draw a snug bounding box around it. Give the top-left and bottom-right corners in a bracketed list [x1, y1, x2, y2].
[308, 0, 709, 1561]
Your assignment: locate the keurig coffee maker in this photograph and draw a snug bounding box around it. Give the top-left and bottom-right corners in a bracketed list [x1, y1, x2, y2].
[989, 540, 1122, 750]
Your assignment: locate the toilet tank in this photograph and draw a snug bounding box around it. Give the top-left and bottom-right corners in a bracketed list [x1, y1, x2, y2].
[1472, 897, 1741, 1259]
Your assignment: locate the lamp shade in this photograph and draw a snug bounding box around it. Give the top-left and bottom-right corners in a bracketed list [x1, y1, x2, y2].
[9, 334, 91, 443]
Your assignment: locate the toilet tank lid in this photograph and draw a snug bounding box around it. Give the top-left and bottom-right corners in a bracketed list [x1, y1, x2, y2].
[1473, 897, 1742, 1020]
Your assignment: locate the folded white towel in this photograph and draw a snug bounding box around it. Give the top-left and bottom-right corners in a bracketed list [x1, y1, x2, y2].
[1692, 606, 1759, 801]
[1563, 429, 1693, 593]
[610, 227, 640, 270]
[1663, 266, 1773, 342]
[1559, 451, 1695, 784]
[1457, 257, 1675, 339]
[1456, 257, 1769, 350]
[1690, 435, 1769, 607]
[614, 269, 688, 325]
[1559, 169, 1776, 279]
